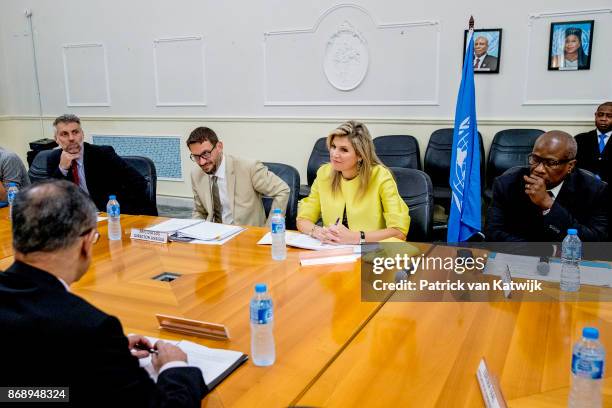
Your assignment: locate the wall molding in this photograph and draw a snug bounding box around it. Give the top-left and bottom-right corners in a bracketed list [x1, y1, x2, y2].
[61, 43, 111, 107]
[263, 3, 440, 106]
[523, 8, 612, 105]
[0, 114, 593, 127]
[153, 36, 207, 107]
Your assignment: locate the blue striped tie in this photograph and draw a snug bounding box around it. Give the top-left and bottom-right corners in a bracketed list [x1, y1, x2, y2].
[599, 134, 606, 154]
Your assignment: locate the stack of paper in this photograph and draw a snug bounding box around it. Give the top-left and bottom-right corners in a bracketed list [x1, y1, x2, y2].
[146, 218, 244, 245]
[139, 336, 247, 390]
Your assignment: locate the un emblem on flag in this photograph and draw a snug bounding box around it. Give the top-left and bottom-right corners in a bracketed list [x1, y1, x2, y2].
[323, 21, 369, 91]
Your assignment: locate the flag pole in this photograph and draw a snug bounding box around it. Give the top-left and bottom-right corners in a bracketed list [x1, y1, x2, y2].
[469, 15, 474, 30]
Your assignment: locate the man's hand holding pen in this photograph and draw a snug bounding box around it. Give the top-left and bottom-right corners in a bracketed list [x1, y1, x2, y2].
[128, 334, 188, 372]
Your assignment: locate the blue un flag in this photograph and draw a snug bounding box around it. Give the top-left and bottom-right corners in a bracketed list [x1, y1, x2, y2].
[447, 29, 482, 242]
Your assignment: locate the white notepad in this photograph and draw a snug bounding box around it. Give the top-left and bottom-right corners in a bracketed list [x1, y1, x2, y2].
[139, 336, 247, 390]
[257, 231, 358, 251]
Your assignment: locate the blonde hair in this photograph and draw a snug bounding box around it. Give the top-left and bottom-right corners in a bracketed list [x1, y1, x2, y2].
[326, 120, 384, 198]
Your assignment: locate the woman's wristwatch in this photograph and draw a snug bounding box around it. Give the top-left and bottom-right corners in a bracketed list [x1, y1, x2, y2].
[359, 231, 366, 244]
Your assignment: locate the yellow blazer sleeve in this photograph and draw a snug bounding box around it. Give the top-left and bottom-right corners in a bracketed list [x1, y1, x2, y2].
[297, 174, 322, 223]
[379, 172, 410, 236]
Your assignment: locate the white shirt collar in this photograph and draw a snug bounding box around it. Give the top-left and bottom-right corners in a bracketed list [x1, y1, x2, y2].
[597, 130, 611, 139]
[548, 180, 564, 199]
[57, 277, 70, 292]
[213, 154, 226, 180]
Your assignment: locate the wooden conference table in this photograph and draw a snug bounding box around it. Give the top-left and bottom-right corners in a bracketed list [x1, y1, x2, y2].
[0, 208, 611, 407]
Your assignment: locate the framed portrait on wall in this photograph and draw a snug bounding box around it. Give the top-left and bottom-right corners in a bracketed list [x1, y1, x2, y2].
[463, 28, 502, 74]
[548, 20, 594, 71]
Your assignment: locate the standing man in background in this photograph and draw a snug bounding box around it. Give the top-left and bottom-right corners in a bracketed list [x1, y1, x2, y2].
[575, 102, 612, 183]
[47, 114, 157, 215]
[0, 146, 30, 202]
[187, 126, 289, 226]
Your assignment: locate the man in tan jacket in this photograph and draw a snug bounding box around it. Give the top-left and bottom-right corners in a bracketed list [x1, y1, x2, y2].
[187, 127, 289, 227]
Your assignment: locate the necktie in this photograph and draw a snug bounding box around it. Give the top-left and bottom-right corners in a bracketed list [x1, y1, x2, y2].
[474, 57, 480, 68]
[71, 161, 80, 187]
[599, 134, 606, 154]
[211, 176, 222, 223]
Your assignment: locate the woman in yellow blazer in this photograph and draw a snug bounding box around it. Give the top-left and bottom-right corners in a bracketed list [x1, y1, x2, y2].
[297, 120, 410, 244]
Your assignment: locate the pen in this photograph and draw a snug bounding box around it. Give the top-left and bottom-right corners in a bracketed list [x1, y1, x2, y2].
[334, 217, 340, 226]
[133, 343, 158, 354]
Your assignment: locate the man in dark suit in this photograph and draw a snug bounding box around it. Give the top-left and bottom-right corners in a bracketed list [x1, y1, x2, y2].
[575, 102, 612, 183]
[486, 131, 608, 242]
[0, 180, 207, 406]
[48, 114, 157, 215]
[473, 36, 498, 72]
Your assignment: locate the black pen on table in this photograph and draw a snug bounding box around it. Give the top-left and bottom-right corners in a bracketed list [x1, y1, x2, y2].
[133, 343, 158, 354]
[334, 217, 340, 226]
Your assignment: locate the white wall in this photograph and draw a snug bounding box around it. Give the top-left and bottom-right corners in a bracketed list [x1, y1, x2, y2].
[0, 0, 610, 197]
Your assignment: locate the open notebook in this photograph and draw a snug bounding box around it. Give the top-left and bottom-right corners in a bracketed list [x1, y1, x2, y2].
[139, 336, 247, 390]
[146, 218, 244, 243]
[257, 231, 359, 251]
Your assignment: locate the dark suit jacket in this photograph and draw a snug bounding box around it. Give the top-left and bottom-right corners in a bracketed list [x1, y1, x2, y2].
[0, 261, 208, 407]
[475, 54, 498, 71]
[48, 143, 157, 215]
[485, 166, 609, 242]
[575, 129, 611, 183]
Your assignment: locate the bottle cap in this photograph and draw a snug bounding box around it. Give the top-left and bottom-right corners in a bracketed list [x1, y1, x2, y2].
[109, 195, 117, 200]
[273, 208, 282, 214]
[567, 229, 577, 235]
[583, 327, 599, 340]
[255, 283, 267, 293]
[8, 182, 16, 187]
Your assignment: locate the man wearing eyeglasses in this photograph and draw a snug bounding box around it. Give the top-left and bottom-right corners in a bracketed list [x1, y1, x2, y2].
[486, 131, 609, 242]
[0, 180, 207, 406]
[575, 102, 612, 183]
[186, 126, 289, 226]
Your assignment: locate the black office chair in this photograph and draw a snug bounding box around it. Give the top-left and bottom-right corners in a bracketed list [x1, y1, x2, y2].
[373, 135, 421, 170]
[121, 156, 158, 215]
[262, 162, 300, 230]
[423, 128, 485, 213]
[28, 149, 56, 184]
[485, 129, 544, 201]
[389, 167, 434, 242]
[299, 137, 329, 200]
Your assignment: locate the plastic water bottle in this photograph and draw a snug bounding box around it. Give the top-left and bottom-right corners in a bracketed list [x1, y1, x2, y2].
[250, 283, 275, 366]
[106, 195, 121, 241]
[560, 229, 581, 292]
[568, 327, 605, 408]
[7, 182, 18, 220]
[270, 208, 286, 261]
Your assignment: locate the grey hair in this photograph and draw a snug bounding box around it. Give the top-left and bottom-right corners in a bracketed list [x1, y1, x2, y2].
[12, 180, 97, 254]
[53, 114, 81, 127]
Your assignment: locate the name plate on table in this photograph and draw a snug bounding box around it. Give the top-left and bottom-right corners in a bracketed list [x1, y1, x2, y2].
[130, 228, 168, 243]
[156, 314, 230, 340]
[476, 358, 507, 408]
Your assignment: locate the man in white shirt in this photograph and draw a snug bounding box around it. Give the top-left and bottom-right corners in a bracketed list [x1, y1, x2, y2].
[187, 126, 290, 226]
[575, 102, 612, 183]
[473, 35, 498, 72]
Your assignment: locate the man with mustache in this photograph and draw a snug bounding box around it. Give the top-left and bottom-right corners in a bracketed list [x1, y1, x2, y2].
[47, 114, 157, 215]
[485, 131, 608, 242]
